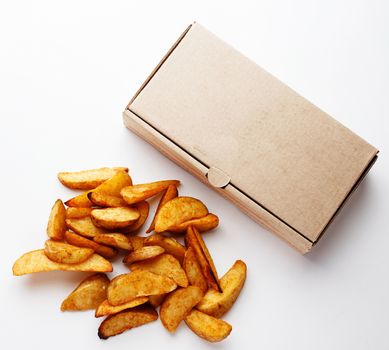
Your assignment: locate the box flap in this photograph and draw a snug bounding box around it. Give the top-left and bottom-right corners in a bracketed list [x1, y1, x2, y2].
[128, 23, 378, 242]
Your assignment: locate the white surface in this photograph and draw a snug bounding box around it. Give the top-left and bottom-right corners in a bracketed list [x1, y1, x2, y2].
[1, 1, 388, 349]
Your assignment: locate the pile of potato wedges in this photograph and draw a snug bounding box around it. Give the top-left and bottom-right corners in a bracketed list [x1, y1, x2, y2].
[12, 167, 247, 342]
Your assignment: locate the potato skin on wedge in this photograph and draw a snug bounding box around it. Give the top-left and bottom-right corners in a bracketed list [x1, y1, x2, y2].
[12, 250, 112, 276]
[47, 199, 67, 240]
[185, 310, 232, 342]
[98, 306, 158, 339]
[95, 297, 149, 318]
[61, 273, 110, 311]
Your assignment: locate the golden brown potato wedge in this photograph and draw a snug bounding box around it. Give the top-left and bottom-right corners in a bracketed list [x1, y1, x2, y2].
[148, 294, 166, 308]
[98, 306, 158, 339]
[88, 191, 128, 207]
[47, 199, 67, 240]
[91, 207, 140, 230]
[64, 231, 117, 260]
[44, 239, 94, 264]
[66, 207, 92, 219]
[123, 246, 165, 265]
[58, 167, 129, 190]
[185, 225, 221, 292]
[169, 214, 219, 234]
[197, 260, 247, 318]
[95, 297, 149, 317]
[65, 171, 132, 207]
[128, 236, 145, 250]
[121, 201, 149, 233]
[185, 310, 232, 342]
[183, 247, 208, 293]
[66, 217, 108, 238]
[107, 271, 177, 306]
[144, 234, 186, 264]
[154, 197, 208, 233]
[61, 273, 110, 311]
[12, 250, 113, 276]
[121, 180, 180, 205]
[130, 254, 188, 288]
[160, 286, 204, 333]
[93, 233, 132, 250]
[146, 184, 178, 233]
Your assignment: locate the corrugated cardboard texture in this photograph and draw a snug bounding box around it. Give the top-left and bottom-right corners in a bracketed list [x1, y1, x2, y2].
[124, 23, 378, 253]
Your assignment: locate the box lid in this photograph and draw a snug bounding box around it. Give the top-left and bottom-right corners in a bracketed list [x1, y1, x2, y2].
[127, 23, 378, 245]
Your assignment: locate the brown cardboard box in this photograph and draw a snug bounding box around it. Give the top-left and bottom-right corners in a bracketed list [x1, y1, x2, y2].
[123, 22, 378, 254]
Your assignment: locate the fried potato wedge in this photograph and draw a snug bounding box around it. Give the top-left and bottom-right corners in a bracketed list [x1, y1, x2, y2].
[155, 197, 208, 233]
[98, 306, 158, 339]
[123, 246, 165, 265]
[65, 231, 117, 259]
[160, 286, 204, 333]
[121, 201, 149, 233]
[58, 167, 129, 190]
[47, 199, 67, 240]
[44, 239, 94, 264]
[88, 191, 127, 207]
[95, 297, 149, 317]
[12, 250, 112, 276]
[65, 170, 132, 207]
[183, 247, 208, 293]
[148, 294, 166, 308]
[66, 217, 108, 238]
[130, 254, 188, 288]
[61, 273, 110, 311]
[121, 180, 180, 205]
[144, 234, 186, 264]
[91, 207, 139, 230]
[93, 233, 132, 250]
[185, 226, 221, 292]
[66, 207, 92, 219]
[185, 310, 232, 342]
[197, 260, 247, 318]
[146, 184, 178, 233]
[169, 214, 219, 234]
[107, 271, 177, 306]
[128, 236, 145, 250]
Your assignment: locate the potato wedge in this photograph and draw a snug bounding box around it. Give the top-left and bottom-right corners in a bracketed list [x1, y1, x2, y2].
[93, 233, 132, 250]
[61, 273, 110, 311]
[88, 191, 128, 207]
[146, 184, 178, 233]
[148, 294, 166, 308]
[44, 239, 94, 264]
[66, 217, 108, 238]
[128, 236, 145, 250]
[154, 197, 208, 233]
[66, 207, 92, 219]
[95, 297, 149, 317]
[65, 170, 132, 207]
[91, 207, 140, 230]
[185, 310, 232, 342]
[58, 167, 129, 190]
[185, 225, 221, 292]
[160, 286, 204, 332]
[183, 247, 208, 293]
[197, 260, 247, 318]
[12, 250, 112, 276]
[130, 254, 188, 288]
[123, 246, 165, 265]
[169, 214, 219, 234]
[47, 199, 67, 240]
[144, 234, 186, 264]
[65, 231, 117, 259]
[121, 201, 149, 233]
[107, 271, 177, 306]
[121, 180, 180, 205]
[98, 306, 158, 339]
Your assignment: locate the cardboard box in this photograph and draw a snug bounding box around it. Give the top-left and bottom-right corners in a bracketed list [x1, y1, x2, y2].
[123, 22, 378, 253]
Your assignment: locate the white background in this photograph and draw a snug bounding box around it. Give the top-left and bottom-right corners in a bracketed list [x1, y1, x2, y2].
[1, 1, 388, 349]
